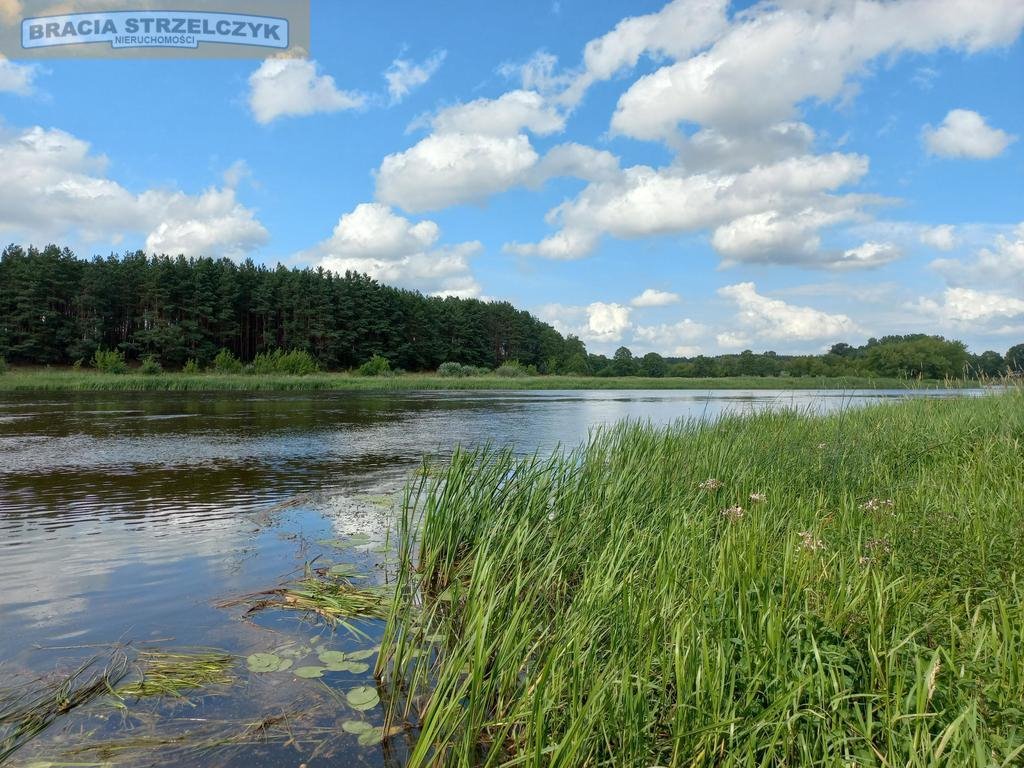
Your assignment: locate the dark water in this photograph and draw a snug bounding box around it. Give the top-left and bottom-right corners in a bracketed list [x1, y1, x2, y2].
[0, 388, 977, 765]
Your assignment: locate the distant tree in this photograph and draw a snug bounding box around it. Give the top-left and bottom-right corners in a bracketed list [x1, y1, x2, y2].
[640, 352, 667, 378]
[612, 346, 638, 376]
[969, 351, 1005, 377]
[1007, 344, 1024, 373]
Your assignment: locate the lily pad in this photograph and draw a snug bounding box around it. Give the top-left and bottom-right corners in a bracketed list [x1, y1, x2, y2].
[275, 658, 293, 671]
[338, 661, 370, 674]
[247, 653, 282, 673]
[342, 719, 374, 735]
[328, 563, 359, 577]
[294, 666, 326, 679]
[318, 650, 347, 665]
[346, 648, 377, 661]
[358, 727, 383, 746]
[346, 685, 380, 710]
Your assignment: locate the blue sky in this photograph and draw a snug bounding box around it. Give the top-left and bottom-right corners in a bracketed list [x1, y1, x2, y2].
[1, 0, 1022, 356]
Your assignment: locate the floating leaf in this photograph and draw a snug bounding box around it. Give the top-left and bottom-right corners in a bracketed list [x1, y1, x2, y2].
[294, 666, 326, 679]
[346, 648, 377, 661]
[317, 539, 348, 549]
[275, 658, 293, 671]
[342, 719, 374, 735]
[318, 650, 347, 665]
[358, 726, 383, 746]
[346, 685, 380, 710]
[328, 563, 359, 577]
[247, 653, 281, 673]
[339, 661, 370, 674]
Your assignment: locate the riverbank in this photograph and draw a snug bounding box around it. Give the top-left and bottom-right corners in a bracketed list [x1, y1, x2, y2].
[380, 388, 1024, 766]
[0, 368, 975, 392]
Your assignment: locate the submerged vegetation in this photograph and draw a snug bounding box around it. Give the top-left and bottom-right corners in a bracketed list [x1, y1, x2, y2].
[0, 653, 129, 762]
[379, 388, 1024, 766]
[219, 564, 390, 632]
[116, 649, 235, 700]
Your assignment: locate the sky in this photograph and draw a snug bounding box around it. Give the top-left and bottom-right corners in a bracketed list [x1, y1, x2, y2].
[0, 0, 1022, 357]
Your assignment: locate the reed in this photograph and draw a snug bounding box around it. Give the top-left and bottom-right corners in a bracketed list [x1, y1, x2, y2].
[116, 649, 235, 700]
[379, 387, 1024, 767]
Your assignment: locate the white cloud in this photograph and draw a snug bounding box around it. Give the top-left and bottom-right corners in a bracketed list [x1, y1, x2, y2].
[0, 55, 38, 95]
[612, 0, 1024, 142]
[718, 281, 859, 341]
[913, 287, 1024, 326]
[376, 133, 539, 212]
[631, 288, 680, 307]
[248, 57, 365, 124]
[0, 124, 267, 259]
[633, 319, 705, 352]
[536, 301, 633, 344]
[922, 109, 1016, 159]
[530, 143, 620, 184]
[385, 50, 446, 103]
[716, 331, 752, 350]
[930, 222, 1024, 292]
[920, 224, 957, 251]
[426, 90, 564, 136]
[299, 202, 481, 297]
[514, 152, 877, 262]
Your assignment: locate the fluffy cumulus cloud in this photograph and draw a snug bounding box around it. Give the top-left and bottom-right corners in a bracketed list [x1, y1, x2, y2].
[511, 152, 896, 264]
[922, 109, 1017, 159]
[376, 90, 568, 211]
[0, 124, 267, 258]
[913, 288, 1024, 327]
[612, 0, 1024, 143]
[299, 202, 481, 297]
[537, 302, 633, 344]
[633, 319, 705, 354]
[930, 223, 1024, 293]
[718, 282, 859, 342]
[385, 50, 446, 103]
[248, 57, 365, 124]
[631, 288, 680, 307]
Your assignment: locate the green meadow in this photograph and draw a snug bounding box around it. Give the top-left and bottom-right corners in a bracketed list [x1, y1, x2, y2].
[379, 387, 1024, 767]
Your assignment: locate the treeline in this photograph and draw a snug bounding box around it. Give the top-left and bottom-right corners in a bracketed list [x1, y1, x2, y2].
[2, 245, 1020, 379]
[587, 337, 1023, 380]
[0, 245, 585, 372]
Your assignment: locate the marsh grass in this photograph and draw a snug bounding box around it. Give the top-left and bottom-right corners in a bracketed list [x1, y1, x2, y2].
[116, 649, 235, 701]
[0, 653, 129, 762]
[379, 388, 1024, 767]
[0, 369, 975, 393]
[220, 565, 390, 632]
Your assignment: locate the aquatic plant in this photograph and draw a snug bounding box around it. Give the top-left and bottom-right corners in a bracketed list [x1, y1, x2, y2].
[379, 389, 1024, 767]
[220, 567, 389, 632]
[0, 653, 129, 762]
[116, 649, 234, 700]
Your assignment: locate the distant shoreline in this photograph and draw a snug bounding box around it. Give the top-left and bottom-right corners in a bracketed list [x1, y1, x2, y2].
[0, 369, 980, 393]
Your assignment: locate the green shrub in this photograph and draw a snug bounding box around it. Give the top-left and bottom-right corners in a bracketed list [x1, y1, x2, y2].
[250, 349, 319, 376]
[494, 360, 537, 378]
[438, 361, 465, 377]
[139, 355, 163, 375]
[0, 356, 7, 375]
[212, 348, 243, 374]
[356, 354, 392, 377]
[182, 358, 200, 374]
[91, 348, 128, 374]
[72, 358, 84, 371]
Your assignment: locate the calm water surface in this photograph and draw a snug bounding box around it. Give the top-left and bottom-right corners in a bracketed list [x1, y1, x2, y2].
[0, 388, 977, 765]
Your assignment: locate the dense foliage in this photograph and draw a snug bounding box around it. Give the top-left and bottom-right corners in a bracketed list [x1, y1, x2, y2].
[0, 245, 575, 372]
[1, 245, 1018, 379]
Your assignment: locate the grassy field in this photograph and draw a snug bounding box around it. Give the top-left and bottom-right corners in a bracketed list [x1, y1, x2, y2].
[379, 388, 1024, 767]
[0, 368, 975, 392]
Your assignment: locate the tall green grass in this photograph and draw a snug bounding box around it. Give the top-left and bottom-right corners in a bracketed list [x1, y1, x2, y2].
[0, 369, 978, 392]
[379, 389, 1024, 767]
